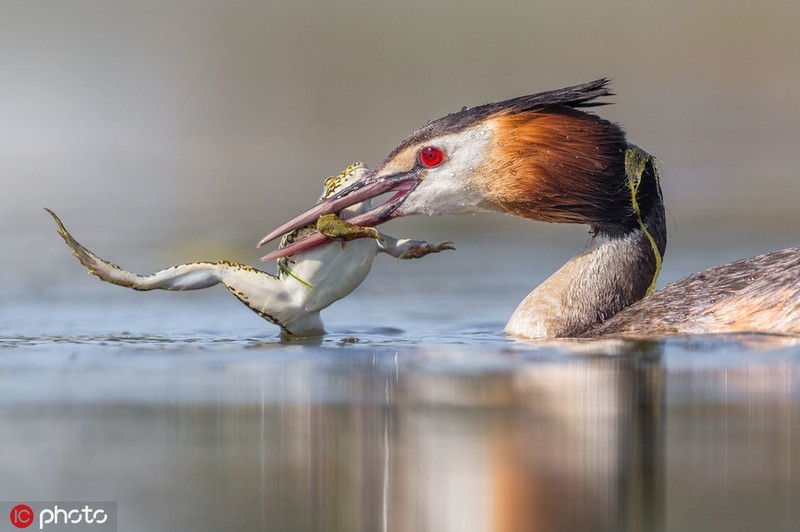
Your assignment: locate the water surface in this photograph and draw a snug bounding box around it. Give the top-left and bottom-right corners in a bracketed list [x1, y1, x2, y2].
[2, 239, 799, 532]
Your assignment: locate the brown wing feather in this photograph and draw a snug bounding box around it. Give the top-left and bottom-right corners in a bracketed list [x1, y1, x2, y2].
[588, 248, 800, 337]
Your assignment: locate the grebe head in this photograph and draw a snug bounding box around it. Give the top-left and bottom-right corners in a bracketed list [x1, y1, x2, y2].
[260, 79, 664, 255]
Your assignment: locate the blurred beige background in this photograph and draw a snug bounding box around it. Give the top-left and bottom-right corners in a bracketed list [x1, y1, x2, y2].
[2, 0, 798, 273]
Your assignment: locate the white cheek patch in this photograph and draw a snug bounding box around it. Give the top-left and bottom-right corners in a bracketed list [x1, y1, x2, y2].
[399, 123, 496, 216]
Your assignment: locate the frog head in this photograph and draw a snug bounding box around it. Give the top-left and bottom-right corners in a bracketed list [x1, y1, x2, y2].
[320, 162, 369, 200]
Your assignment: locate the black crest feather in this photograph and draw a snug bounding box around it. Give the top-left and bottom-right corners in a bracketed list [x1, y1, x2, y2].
[392, 79, 614, 153]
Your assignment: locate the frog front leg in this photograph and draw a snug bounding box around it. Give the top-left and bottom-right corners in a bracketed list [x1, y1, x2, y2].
[316, 212, 454, 259]
[378, 235, 455, 259]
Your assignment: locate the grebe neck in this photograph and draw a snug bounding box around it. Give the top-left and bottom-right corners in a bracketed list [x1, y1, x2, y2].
[505, 146, 667, 339]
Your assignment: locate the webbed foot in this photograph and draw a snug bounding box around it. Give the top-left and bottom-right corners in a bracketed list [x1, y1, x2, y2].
[45, 207, 130, 282]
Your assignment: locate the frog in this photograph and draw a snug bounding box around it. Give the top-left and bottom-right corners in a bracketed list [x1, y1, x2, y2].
[46, 163, 454, 337]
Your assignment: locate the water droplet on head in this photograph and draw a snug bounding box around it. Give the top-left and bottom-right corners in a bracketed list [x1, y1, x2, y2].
[462, 106, 469, 112]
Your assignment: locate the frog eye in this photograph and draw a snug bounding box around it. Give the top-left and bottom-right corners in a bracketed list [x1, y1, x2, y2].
[418, 146, 444, 168]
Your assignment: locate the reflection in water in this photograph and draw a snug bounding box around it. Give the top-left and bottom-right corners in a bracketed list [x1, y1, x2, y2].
[370, 346, 663, 532]
[2, 336, 800, 531]
[182, 344, 666, 531]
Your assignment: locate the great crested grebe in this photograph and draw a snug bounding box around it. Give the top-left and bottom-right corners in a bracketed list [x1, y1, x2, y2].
[260, 79, 800, 339]
[48, 163, 453, 337]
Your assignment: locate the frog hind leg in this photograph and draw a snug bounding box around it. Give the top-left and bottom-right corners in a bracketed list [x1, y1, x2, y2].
[45, 208, 323, 336]
[316, 213, 383, 242]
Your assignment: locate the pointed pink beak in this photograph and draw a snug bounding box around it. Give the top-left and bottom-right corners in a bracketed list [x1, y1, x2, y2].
[258, 170, 419, 261]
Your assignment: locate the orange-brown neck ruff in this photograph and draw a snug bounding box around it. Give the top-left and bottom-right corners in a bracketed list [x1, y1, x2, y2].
[485, 106, 634, 236]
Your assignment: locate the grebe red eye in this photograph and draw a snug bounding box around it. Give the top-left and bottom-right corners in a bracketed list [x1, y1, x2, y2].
[418, 146, 444, 168]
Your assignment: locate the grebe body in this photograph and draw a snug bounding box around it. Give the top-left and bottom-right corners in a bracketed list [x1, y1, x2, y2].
[261, 80, 799, 339]
[587, 247, 800, 337]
